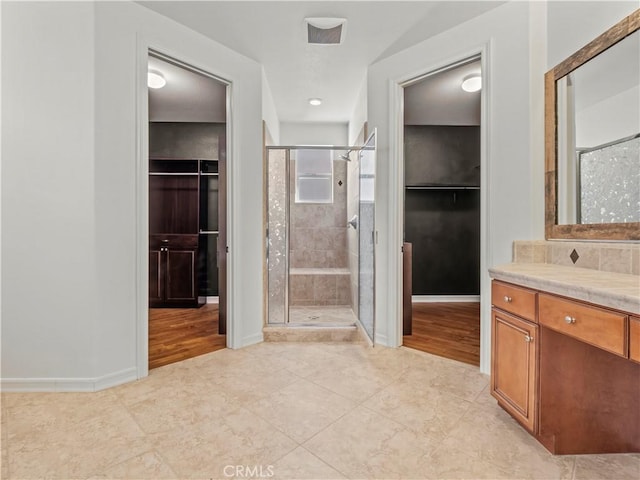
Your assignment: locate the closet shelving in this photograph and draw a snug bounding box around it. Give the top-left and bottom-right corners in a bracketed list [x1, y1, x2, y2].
[149, 157, 221, 307]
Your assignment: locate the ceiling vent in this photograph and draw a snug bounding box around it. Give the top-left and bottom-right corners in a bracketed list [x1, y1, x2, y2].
[305, 17, 347, 45]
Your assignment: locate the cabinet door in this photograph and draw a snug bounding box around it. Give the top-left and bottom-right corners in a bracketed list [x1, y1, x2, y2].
[165, 249, 197, 303]
[491, 309, 538, 432]
[149, 175, 199, 235]
[149, 249, 163, 306]
[630, 317, 640, 364]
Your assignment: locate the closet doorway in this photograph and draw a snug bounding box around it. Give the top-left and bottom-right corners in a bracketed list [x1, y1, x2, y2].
[147, 52, 228, 369]
[401, 57, 482, 366]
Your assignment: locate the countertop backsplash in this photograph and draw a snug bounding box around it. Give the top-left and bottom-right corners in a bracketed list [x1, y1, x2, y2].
[513, 240, 640, 276]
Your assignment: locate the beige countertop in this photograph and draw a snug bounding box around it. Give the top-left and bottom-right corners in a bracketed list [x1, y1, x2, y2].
[489, 263, 640, 315]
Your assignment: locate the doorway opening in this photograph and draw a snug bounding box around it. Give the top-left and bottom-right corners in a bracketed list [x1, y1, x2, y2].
[401, 57, 482, 366]
[264, 132, 377, 343]
[147, 52, 228, 369]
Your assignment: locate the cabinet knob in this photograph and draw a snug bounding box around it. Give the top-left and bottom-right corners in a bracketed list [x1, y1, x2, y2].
[524, 334, 533, 343]
[564, 315, 576, 324]
[503, 296, 512, 303]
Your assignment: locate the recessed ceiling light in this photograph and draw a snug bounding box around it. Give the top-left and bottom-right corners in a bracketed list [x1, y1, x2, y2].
[148, 70, 166, 89]
[309, 98, 322, 106]
[461, 74, 481, 93]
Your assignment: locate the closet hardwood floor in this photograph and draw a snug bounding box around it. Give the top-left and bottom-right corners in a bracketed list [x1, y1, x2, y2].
[403, 302, 480, 366]
[149, 304, 225, 369]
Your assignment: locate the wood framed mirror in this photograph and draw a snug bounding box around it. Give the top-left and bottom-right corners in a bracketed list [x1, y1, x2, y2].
[545, 9, 640, 240]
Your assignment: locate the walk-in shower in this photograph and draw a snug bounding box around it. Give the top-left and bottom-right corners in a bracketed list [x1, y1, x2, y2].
[266, 133, 376, 342]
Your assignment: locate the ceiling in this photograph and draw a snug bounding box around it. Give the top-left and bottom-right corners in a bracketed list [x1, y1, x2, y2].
[404, 59, 481, 126]
[140, 1, 503, 123]
[149, 55, 227, 123]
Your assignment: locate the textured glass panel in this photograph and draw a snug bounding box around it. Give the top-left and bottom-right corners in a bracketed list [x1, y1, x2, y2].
[268, 149, 288, 324]
[579, 136, 640, 224]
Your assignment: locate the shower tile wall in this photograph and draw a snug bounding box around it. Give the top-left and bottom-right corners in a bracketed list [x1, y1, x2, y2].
[289, 160, 351, 306]
[289, 271, 351, 306]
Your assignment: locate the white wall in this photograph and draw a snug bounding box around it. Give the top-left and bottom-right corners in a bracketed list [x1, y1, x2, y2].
[547, 1, 639, 69]
[262, 68, 280, 144]
[368, 1, 535, 373]
[2, 1, 264, 390]
[279, 122, 348, 146]
[93, 2, 264, 380]
[2, 2, 98, 384]
[348, 77, 368, 145]
[528, 0, 547, 239]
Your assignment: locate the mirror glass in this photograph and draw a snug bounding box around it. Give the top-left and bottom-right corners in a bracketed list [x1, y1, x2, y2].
[555, 30, 639, 225]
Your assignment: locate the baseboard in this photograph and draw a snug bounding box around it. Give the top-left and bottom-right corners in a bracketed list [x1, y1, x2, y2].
[94, 367, 139, 391]
[241, 332, 264, 348]
[198, 296, 219, 304]
[1, 367, 138, 393]
[374, 332, 388, 346]
[412, 295, 480, 303]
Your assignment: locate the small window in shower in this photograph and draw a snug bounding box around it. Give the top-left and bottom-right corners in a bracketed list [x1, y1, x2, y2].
[294, 149, 333, 203]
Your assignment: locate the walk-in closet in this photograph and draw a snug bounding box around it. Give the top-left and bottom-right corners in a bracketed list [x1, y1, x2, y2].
[147, 53, 228, 369]
[402, 58, 482, 365]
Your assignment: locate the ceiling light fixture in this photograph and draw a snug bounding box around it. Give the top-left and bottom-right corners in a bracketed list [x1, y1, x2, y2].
[148, 70, 166, 89]
[461, 74, 481, 93]
[309, 98, 322, 106]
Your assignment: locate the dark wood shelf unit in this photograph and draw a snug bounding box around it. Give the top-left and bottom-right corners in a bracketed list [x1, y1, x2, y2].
[149, 157, 224, 310]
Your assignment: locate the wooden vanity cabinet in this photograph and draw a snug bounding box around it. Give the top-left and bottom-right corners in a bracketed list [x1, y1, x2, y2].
[491, 281, 538, 433]
[492, 279, 640, 455]
[538, 293, 627, 357]
[630, 317, 640, 363]
[538, 324, 640, 454]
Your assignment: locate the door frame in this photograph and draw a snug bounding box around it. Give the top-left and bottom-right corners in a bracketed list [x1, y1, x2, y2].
[388, 45, 492, 372]
[135, 42, 234, 379]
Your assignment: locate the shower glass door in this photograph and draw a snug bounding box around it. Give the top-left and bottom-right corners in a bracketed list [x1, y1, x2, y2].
[267, 148, 289, 324]
[358, 130, 376, 342]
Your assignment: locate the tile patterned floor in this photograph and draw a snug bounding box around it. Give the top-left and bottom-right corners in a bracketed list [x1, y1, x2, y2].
[1, 343, 638, 479]
[288, 306, 357, 326]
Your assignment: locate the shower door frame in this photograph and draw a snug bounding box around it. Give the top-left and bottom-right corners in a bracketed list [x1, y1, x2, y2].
[265, 143, 375, 333]
[357, 131, 377, 344]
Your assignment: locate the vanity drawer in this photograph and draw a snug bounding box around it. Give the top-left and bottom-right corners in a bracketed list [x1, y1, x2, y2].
[492, 281, 537, 322]
[538, 294, 627, 357]
[630, 317, 640, 363]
